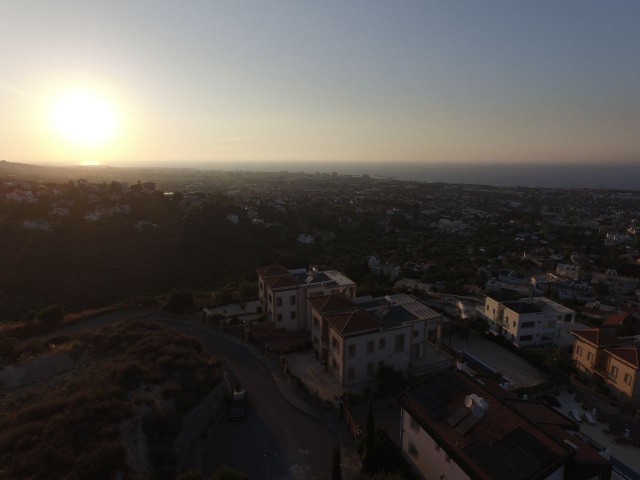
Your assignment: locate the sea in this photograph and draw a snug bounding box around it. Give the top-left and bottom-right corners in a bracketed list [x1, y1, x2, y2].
[180, 160, 640, 191]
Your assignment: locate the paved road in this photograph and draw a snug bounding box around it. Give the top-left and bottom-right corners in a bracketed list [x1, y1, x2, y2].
[43, 310, 343, 479]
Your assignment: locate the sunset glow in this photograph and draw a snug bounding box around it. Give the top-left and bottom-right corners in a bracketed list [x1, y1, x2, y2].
[0, 1, 638, 170]
[50, 90, 118, 147]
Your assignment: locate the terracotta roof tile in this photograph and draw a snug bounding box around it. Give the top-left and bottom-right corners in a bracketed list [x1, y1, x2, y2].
[256, 264, 291, 278]
[602, 312, 632, 327]
[265, 274, 299, 289]
[605, 344, 640, 368]
[571, 328, 619, 347]
[308, 294, 356, 313]
[325, 310, 381, 335]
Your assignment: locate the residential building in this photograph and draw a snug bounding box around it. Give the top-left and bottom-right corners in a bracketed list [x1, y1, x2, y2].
[533, 275, 594, 303]
[399, 368, 611, 480]
[498, 269, 528, 285]
[605, 344, 640, 401]
[482, 295, 575, 347]
[572, 329, 621, 380]
[572, 329, 640, 401]
[592, 269, 639, 296]
[309, 294, 359, 364]
[601, 312, 639, 335]
[311, 293, 443, 387]
[556, 263, 580, 281]
[256, 265, 356, 331]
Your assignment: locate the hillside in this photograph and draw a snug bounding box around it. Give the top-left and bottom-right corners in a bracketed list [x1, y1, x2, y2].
[0, 319, 221, 480]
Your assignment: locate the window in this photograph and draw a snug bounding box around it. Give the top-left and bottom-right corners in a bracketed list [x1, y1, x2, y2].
[290, 295, 296, 305]
[409, 417, 420, 432]
[331, 336, 339, 349]
[512, 321, 516, 328]
[624, 373, 633, 385]
[367, 340, 375, 354]
[277, 313, 282, 322]
[521, 321, 535, 328]
[486, 305, 489, 311]
[575, 345, 583, 356]
[313, 317, 319, 327]
[367, 362, 375, 376]
[394, 334, 405, 353]
[347, 344, 356, 358]
[276, 297, 282, 307]
[408, 442, 419, 459]
[347, 367, 355, 380]
[268, 293, 273, 304]
[610, 366, 618, 379]
[379, 338, 386, 349]
[290, 311, 296, 319]
[587, 352, 593, 362]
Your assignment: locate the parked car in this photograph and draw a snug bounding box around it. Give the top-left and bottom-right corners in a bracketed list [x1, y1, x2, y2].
[541, 395, 561, 408]
[230, 389, 247, 420]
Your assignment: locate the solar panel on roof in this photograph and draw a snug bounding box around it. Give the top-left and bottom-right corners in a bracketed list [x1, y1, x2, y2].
[502, 427, 556, 467]
[465, 440, 527, 480]
[455, 413, 480, 436]
[410, 371, 469, 420]
[447, 406, 470, 427]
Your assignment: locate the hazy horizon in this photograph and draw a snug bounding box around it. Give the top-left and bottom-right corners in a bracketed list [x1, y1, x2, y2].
[20, 158, 639, 191]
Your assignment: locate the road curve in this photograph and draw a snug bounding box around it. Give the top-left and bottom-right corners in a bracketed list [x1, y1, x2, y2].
[42, 310, 345, 479]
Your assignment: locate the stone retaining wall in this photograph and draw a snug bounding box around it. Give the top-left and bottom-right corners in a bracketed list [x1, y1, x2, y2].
[174, 382, 227, 469]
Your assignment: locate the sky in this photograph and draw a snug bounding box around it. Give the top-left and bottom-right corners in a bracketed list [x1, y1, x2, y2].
[1, 1, 639, 170]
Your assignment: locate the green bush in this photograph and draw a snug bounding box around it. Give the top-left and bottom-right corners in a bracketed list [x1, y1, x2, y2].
[163, 289, 194, 313]
[211, 466, 250, 480]
[36, 304, 65, 324]
[0, 337, 19, 360]
[0, 319, 221, 479]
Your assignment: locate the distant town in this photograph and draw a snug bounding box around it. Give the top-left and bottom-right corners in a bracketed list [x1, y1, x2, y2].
[1, 160, 639, 480]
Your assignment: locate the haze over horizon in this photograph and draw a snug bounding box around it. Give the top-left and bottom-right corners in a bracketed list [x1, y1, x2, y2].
[1, 1, 639, 173]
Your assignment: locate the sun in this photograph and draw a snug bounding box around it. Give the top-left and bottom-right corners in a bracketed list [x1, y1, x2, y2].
[51, 90, 118, 147]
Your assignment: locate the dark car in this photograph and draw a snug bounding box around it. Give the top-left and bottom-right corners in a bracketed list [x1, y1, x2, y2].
[229, 389, 247, 420]
[542, 395, 561, 408]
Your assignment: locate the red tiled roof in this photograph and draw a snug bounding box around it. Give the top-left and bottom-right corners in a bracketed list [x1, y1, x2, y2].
[308, 294, 356, 313]
[605, 344, 640, 369]
[265, 274, 299, 289]
[398, 370, 572, 480]
[571, 328, 620, 347]
[602, 312, 632, 327]
[325, 310, 381, 335]
[256, 264, 291, 278]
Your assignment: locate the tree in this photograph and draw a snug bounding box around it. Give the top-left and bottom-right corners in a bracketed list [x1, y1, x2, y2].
[210, 466, 249, 480]
[177, 470, 204, 480]
[363, 403, 376, 472]
[375, 365, 406, 396]
[0, 337, 19, 360]
[37, 304, 65, 324]
[332, 446, 342, 480]
[542, 347, 576, 377]
[163, 289, 194, 313]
